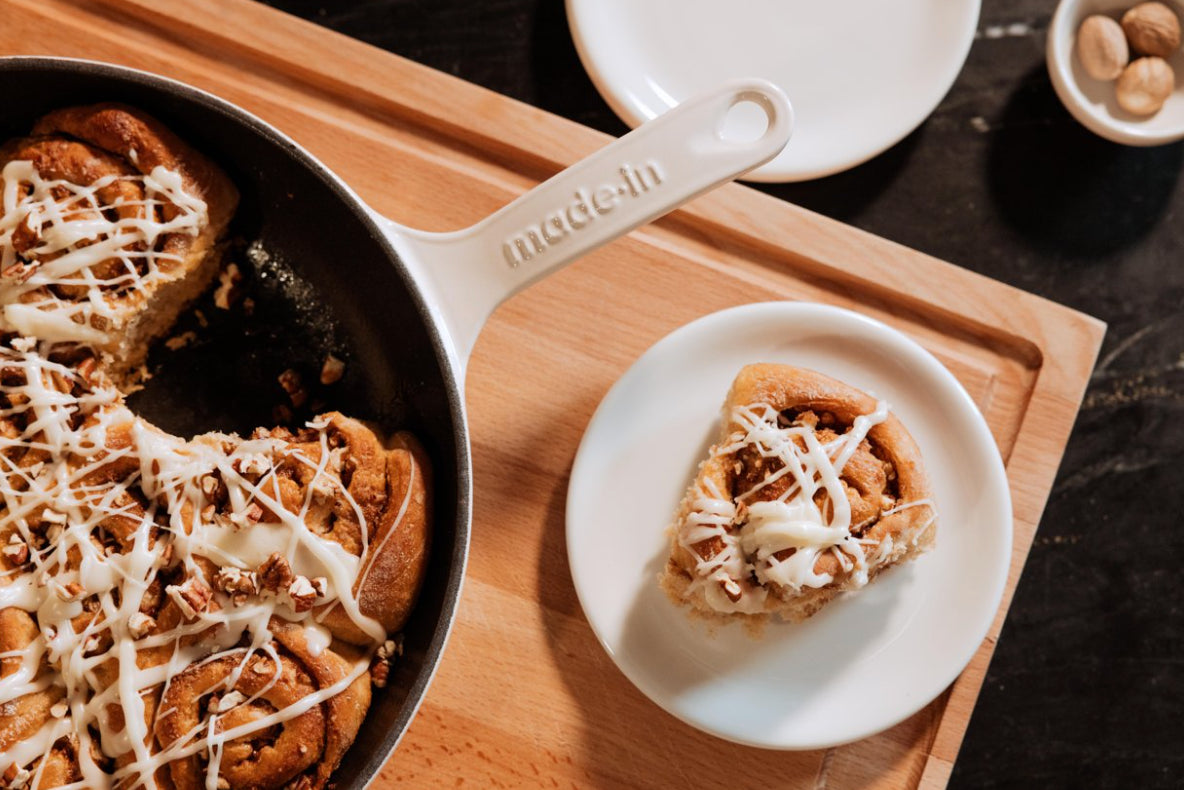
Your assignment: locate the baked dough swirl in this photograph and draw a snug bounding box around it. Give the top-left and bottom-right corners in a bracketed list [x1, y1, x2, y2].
[661, 363, 936, 625]
[0, 104, 237, 379]
[0, 105, 429, 789]
[0, 346, 429, 788]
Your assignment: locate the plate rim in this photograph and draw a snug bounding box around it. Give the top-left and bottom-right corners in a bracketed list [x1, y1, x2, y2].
[565, 0, 983, 182]
[564, 301, 1013, 749]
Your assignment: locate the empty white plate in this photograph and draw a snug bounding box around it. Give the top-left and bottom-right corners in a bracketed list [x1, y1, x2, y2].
[566, 302, 1011, 748]
[567, 0, 981, 182]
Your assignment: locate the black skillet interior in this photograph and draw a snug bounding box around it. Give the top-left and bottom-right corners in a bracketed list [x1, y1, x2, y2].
[0, 58, 469, 786]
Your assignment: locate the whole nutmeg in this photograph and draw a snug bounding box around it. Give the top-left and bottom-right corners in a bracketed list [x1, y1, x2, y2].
[1122, 2, 1182, 57]
[1078, 15, 1130, 80]
[1116, 56, 1176, 114]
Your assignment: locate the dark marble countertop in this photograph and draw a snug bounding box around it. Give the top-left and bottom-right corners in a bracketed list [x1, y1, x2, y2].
[261, 1, 1183, 787]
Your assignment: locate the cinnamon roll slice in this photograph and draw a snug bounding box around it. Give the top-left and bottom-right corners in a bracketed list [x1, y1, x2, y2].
[0, 103, 237, 381]
[661, 363, 937, 625]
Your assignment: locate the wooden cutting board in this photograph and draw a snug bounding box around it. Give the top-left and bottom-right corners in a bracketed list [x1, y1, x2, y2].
[0, 1, 1106, 787]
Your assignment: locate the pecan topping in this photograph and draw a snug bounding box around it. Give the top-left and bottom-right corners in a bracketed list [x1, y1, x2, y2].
[213, 262, 243, 310]
[2, 536, 29, 566]
[76, 355, 98, 385]
[250, 657, 275, 676]
[54, 581, 84, 602]
[369, 658, 390, 689]
[225, 501, 264, 530]
[213, 567, 258, 606]
[278, 369, 307, 408]
[371, 636, 402, 687]
[44, 524, 64, 545]
[310, 473, 336, 503]
[320, 354, 345, 385]
[376, 638, 401, 662]
[127, 612, 156, 639]
[719, 577, 743, 603]
[40, 508, 67, 525]
[166, 577, 213, 620]
[1, 762, 32, 789]
[257, 553, 295, 594]
[237, 453, 270, 477]
[210, 690, 246, 714]
[199, 474, 219, 497]
[287, 575, 318, 613]
[1, 261, 35, 284]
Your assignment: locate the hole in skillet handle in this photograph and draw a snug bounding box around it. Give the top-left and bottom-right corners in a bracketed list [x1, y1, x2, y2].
[720, 97, 772, 144]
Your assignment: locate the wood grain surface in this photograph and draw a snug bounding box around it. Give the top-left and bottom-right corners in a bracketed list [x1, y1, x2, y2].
[0, 1, 1105, 787]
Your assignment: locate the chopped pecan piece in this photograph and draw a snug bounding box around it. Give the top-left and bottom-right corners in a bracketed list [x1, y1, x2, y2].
[2, 536, 29, 566]
[278, 369, 307, 408]
[54, 581, 84, 602]
[199, 474, 219, 497]
[226, 501, 264, 530]
[287, 576, 317, 613]
[719, 577, 743, 603]
[320, 354, 345, 385]
[376, 638, 401, 662]
[369, 658, 390, 689]
[1, 762, 33, 789]
[166, 577, 213, 620]
[310, 473, 336, 503]
[127, 612, 156, 639]
[210, 690, 246, 714]
[40, 508, 67, 525]
[257, 553, 295, 594]
[237, 453, 270, 477]
[213, 263, 243, 310]
[76, 355, 98, 384]
[1, 262, 34, 283]
[213, 567, 258, 606]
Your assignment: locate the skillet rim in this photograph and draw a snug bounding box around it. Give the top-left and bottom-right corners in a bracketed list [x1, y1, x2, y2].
[0, 54, 472, 789]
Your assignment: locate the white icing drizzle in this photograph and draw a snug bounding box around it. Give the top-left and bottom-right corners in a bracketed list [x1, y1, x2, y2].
[0, 348, 393, 785]
[677, 400, 932, 615]
[0, 159, 207, 345]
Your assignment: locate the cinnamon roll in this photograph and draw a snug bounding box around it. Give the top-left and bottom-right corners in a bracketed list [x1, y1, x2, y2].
[0, 104, 237, 381]
[661, 363, 937, 625]
[0, 347, 430, 788]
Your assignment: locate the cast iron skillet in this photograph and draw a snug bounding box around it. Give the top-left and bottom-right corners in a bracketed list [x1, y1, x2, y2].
[0, 57, 791, 786]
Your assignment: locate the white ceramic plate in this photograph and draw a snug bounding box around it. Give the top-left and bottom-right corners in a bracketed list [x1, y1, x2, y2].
[566, 0, 981, 182]
[566, 303, 1011, 749]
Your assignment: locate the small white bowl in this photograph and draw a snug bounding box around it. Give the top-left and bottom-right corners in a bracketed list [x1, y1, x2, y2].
[1049, 0, 1184, 145]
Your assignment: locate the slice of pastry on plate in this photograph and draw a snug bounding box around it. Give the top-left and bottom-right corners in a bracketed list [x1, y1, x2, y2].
[661, 363, 937, 626]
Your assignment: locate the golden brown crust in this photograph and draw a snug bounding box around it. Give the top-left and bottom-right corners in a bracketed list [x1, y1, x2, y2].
[31, 103, 237, 234]
[314, 426, 432, 644]
[271, 620, 371, 788]
[155, 648, 328, 790]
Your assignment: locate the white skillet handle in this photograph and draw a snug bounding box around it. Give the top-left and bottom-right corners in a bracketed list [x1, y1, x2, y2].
[381, 78, 792, 375]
